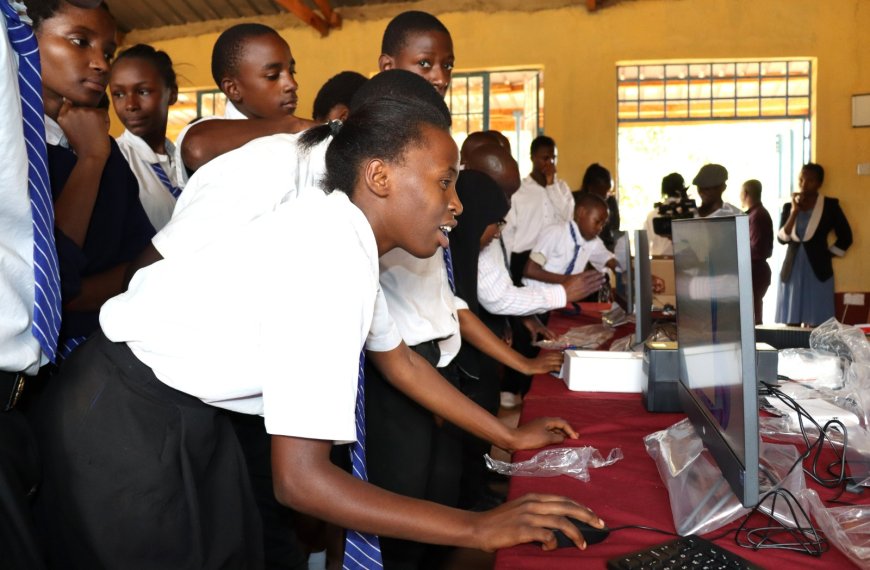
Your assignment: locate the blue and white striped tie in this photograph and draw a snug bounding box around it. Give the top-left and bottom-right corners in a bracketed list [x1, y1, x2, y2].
[343, 351, 383, 569]
[564, 222, 582, 275]
[442, 231, 456, 294]
[149, 162, 182, 198]
[3, 4, 62, 362]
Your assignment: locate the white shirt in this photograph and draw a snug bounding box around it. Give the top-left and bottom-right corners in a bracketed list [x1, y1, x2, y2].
[101, 191, 400, 442]
[378, 249, 467, 368]
[172, 100, 246, 188]
[477, 238, 567, 316]
[0, 8, 46, 374]
[502, 175, 574, 253]
[116, 129, 178, 230]
[523, 220, 615, 286]
[153, 133, 330, 259]
[703, 202, 743, 218]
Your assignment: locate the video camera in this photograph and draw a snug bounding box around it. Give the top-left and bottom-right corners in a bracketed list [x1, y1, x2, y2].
[651, 197, 698, 237]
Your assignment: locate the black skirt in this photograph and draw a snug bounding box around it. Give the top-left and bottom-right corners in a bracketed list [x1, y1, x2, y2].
[33, 330, 263, 569]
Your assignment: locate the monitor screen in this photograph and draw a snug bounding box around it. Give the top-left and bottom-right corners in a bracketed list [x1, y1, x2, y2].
[633, 230, 652, 345]
[672, 215, 760, 507]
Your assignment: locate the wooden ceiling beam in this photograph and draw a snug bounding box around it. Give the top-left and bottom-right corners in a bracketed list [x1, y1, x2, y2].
[311, 0, 341, 29]
[586, 0, 597, 11]
[273, 0, 337, 36]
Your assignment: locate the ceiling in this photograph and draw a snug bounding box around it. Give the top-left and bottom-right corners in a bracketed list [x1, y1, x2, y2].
[104, 0, 408, 33]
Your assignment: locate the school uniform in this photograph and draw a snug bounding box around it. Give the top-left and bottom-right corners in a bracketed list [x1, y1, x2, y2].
[477, 238, 567, 316]
[501, 175, 574, 284]
[33, 191, 402, 568]
[775, 196, 852, 325]
[45, 116, 155, 358]
[1, 6, 51, 566]
[153, 132, 330, 258]
[115, 129, 179, 231]
[523, 220, 616, 286]
[172, 100, 246, 187]
[367, 248, 467, 569]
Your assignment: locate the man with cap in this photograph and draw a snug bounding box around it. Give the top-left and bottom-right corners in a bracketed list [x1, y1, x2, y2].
[693, 163, 742, 218]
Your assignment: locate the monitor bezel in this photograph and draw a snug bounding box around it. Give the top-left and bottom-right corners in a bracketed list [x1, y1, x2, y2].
[633, 229, 652, 345]
[673, 215, 760, 508]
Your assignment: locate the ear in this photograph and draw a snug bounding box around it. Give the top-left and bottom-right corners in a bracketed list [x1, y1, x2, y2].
[168, 85, 179, 106]
[363, 158, 391, 198]
[378, 53, 395, 72]
[221, 77, 242, 103]
[335, 104, 350, 122]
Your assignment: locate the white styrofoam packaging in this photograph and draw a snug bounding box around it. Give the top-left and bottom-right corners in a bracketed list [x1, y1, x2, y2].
[562, 349, 645, 392]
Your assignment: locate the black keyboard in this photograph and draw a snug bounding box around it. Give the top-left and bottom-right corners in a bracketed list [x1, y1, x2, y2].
[607, 535, 765, 570]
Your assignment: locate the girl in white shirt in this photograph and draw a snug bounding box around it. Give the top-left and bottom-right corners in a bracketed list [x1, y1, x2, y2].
[110, 44, 179, 230]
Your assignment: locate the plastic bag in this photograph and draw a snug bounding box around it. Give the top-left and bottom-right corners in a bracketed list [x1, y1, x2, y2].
[777, 348, 847, 389]
[810, 318, 870, 365]
[608, 333, 635, 352]
[484, 446, 623, 482]
[645, 418, 805, 535]
[534, 324, 615, 351]
[800, 489, 870, 567]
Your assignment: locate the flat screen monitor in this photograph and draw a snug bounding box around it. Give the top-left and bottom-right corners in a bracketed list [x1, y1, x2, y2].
[633, 229, 652, 345]
[672, 216, 760, 508]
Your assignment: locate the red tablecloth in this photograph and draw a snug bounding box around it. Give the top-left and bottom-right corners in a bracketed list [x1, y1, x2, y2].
[494, 311, 863, 569]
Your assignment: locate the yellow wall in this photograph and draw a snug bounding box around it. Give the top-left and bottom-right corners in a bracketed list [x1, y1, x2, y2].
[128, 0, 869, 291]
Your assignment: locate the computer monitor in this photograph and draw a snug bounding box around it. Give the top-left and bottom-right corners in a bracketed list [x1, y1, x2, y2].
[633, 229, 652, 345]
[672, 216, 760, 508]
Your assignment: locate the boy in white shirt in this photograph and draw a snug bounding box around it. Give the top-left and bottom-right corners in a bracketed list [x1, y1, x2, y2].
[524, 192, 617, 287]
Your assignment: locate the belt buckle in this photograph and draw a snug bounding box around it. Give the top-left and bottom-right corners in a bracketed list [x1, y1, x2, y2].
[4, 373, 25, 412]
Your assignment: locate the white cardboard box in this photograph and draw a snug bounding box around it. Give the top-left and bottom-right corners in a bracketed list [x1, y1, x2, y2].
[562, 349, 645, 393]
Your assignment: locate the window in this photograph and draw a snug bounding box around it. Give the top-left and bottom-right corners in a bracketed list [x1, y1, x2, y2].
[166, 89, 227, 142]
[617, 60, 812, 122]
[446, 69, 544, 175]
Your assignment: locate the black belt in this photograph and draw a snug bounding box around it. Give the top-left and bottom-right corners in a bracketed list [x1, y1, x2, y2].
[0, 370, 26, 412]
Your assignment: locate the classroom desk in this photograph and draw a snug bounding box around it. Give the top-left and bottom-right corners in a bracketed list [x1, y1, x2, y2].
[494, 311, 863, 569]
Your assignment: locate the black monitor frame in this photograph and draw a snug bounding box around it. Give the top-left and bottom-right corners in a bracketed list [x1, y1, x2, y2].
[633, 229, 652, 346]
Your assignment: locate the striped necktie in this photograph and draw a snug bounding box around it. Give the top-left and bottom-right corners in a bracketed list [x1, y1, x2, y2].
[564, 222, 582, 275]
[3, 4, 61, 362]
[149, 162, 182, 198]
[343, 351, 383, 569]
[442, 231, 456, 293]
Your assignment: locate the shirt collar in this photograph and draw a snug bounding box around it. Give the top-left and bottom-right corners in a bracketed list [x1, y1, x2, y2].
[43, 115, 69, 148]
[224, 101, 247, 120]
[118, 129, 175, 164]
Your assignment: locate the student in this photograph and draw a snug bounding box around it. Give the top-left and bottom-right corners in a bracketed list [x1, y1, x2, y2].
[0, 0, 102, 565]
[173, 23, 316, 185]
[30, 0, 154, 360]
[501, 135, 575, 285]
[367, 13, 569, 568]
[312, 70, 367, 122]
[523, 192, 617, 287]
[775, 163, 852, 326]
[576, 163, 620, 252]
[378, 10, 454, 97]
[33, 94, 603, 569]
[110, 44, 179, 230]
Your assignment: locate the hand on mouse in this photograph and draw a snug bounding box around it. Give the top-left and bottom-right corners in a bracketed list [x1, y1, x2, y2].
[505, 416, 578, 452]
[468, 493, 604, 552]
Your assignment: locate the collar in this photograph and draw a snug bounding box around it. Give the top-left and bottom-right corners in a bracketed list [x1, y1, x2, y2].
[224, 101, 247, 120]
[43, 115, 69, 148]
[118, 129, 175, 164]
[790, 195, 824, 242]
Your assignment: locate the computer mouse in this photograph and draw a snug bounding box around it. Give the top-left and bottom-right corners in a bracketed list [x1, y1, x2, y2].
[551, 517, 611, 548]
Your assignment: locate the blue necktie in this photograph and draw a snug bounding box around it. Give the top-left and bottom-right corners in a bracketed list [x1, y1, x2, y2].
[564, 222, 582, 275]
[343, 351, 383, 569]
[3, 4, 62, 362]
[149, 162, 182, 198]
[442, 231, 456, 293]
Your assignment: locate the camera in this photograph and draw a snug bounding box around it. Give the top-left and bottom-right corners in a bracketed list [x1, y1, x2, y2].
[651, 197, 698, 237]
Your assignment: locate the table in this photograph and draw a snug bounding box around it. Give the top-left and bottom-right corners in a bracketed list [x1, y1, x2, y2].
[494, 311, 863, 569]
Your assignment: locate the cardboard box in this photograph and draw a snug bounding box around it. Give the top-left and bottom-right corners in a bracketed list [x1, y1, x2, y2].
[562, 349, 644, 393]
[651, 256, 676, 308]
